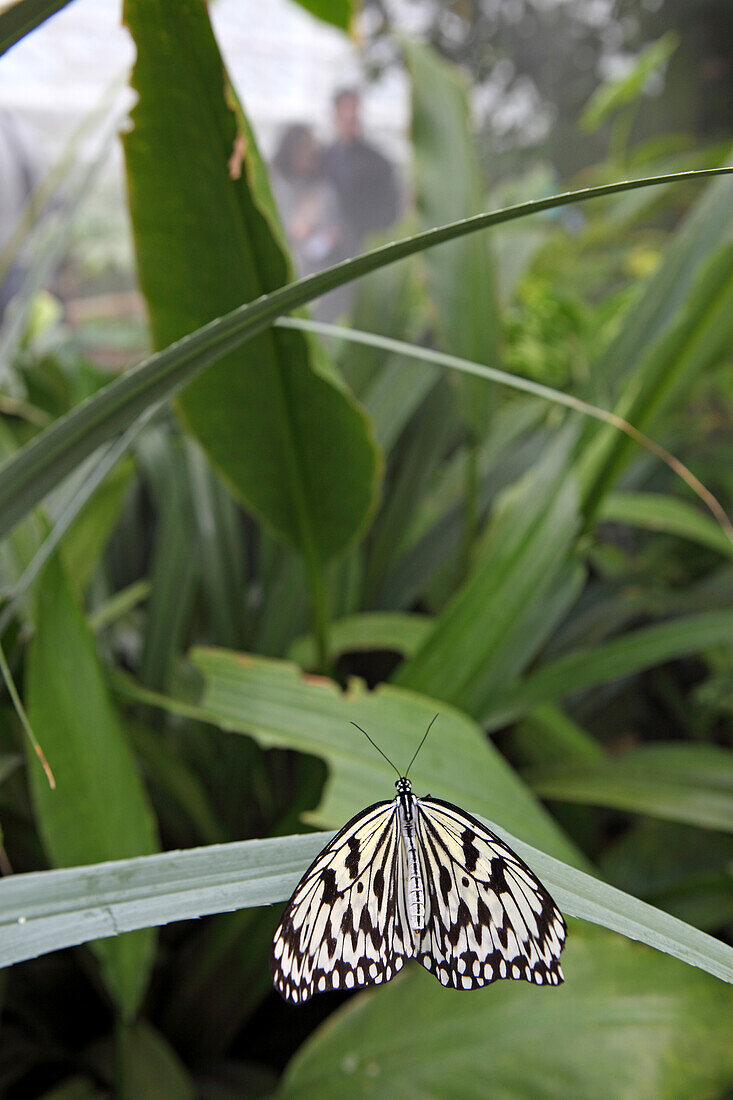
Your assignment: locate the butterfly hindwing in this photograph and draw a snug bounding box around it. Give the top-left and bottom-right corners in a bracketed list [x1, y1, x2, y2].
[415, 797, 566, 990]
[270, 800, 415, 1003]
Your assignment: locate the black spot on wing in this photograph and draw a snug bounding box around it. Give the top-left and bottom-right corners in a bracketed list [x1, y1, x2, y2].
[461, 827, 480, 873]
[345, 835, 360, 879]
[320, 867, 338, 905]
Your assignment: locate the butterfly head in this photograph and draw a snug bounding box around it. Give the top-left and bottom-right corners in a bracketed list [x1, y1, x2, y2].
[395, 777, 412, 795]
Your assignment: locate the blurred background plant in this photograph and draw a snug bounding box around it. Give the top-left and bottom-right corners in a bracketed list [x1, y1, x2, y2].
[0, 0, 731, 1097]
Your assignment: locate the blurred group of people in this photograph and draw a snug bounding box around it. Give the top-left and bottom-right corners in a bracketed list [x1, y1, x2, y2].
[271, 88, 399, 317]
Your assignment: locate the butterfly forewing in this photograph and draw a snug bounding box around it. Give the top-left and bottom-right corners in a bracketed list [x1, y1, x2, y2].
[270, 801, 415, 1003]
[415, 797, 566, 989]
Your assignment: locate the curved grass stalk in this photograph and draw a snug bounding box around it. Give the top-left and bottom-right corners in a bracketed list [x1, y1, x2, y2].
[277, 317, 733, 550]
[0, 169, 730, 543]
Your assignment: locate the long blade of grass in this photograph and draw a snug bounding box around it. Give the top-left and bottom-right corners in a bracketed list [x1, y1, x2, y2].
[0, 820, 730, 983]
[0, 0, 71, 57]
[0, 169, 730, 543]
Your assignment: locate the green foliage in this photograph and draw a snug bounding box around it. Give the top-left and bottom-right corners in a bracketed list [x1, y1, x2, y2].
[278, 928, 733, 1100]
[0, 0, 71, 58]
[123, 0, 380, 573]
[0, 5, 732, 1095]
[26, 554, 158, 1018]
[582, 33, 680, 132]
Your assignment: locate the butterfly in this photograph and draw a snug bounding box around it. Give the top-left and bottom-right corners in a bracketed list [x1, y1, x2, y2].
[271, 716, 566, 1003]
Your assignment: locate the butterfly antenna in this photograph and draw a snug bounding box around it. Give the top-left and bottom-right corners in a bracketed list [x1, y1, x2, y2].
[351, 722, 401, 778]
[405, 713, 439, 779]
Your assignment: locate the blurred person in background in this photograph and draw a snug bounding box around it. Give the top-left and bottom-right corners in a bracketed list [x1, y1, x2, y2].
[271, 122, 343, 277]
[323, 86, 399, 258]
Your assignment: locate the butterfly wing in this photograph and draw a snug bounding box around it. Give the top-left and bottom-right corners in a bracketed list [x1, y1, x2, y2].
[271, 800, 415, 1003]
[415, 796, 566, 990]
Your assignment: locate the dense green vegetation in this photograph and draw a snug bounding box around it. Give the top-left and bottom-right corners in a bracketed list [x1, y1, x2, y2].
[0, 0, 731, 1096]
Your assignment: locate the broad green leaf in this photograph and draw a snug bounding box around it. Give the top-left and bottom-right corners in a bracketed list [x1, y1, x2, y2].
[1, 821, 730, 984]
[526, 743, 733, 833]
[137, 647, 582, 866]
[0, 171, 727, 544]
[25, 554, 158, 1019]
[123, 0, 379, 565]
[278, 927, 733, 1100]
[118, 1022, 195, 1100]
[482, 609, 733, 730]
[288, 612, 432, 669]
[393, 433, 579, 714]
[599, 490, 733, 559]
[0, 0, 70, 58]
[406, 40, 502, 442]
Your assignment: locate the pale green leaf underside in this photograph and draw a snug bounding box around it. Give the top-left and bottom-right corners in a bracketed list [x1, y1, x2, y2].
[0, 819, 730, 983]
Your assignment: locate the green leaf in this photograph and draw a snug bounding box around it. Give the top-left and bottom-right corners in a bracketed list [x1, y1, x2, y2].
[186, 443, 247, 650]
[289, 0, 354, 31]
[288, 612, 432, 670]
[581, 181, 730, 519]
[160, 908, 276, 1061]
[363, 379, 456, 598]
[118, 1022, 196, 1100]
[587, 174, 733, 395]
[599, 490, 733, 559]
[406, 40, 502, 442]
[0, 0, 70, 58]
[526, 743, 733, 833]
[1, 170, 727, 544]
[1, 820, 731, 984]
[600, 819, 733, 931]
[25, 554, 158, 1019]
[393, 433, 579, 715]
[136, 432, 197, 693]
[57, 457, 134, 598]
[123, 0, 379, 566]
[278, 927, 733, 1100]
[581, 33, 680, 131]
[511, 704, 605, 768]
[143, 646, 582, 865]
[483, 609, 733, 730]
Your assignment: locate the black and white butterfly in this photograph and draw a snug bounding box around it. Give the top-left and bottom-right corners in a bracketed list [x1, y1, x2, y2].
[271, 717, 566, 1003]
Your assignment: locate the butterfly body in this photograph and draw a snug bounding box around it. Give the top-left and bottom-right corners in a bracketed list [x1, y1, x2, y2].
[271, 775, 567, 1004]
[396, 778, 426, 931]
